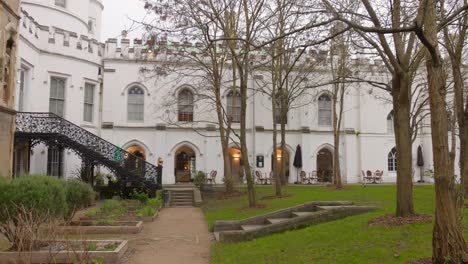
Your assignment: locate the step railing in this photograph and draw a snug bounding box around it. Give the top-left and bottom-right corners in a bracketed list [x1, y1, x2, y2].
[15, 112, 161, 185]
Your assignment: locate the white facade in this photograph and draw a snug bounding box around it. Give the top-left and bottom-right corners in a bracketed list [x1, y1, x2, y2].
[16, 1, 436, 185]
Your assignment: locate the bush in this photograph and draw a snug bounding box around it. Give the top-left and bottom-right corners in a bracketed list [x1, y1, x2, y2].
[194, 171, 206, 188]
[0, 175, 67, 222]
[101, 199, 122, 213]
[136, 206, 156, 218]
[131, 189, 149, 205]
[63, 180, 95, 220]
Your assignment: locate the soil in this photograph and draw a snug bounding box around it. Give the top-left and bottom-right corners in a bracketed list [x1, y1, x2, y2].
[405, 258, 432, 264]
[238, 204, 267, 212]
[24, 241, 121, 252]
[368, 214, 432, 227]
[260, 194, 293, 200]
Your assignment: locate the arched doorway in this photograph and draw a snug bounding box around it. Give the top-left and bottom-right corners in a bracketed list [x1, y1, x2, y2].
[174, 146, 196, 183]
[125, 145, 146, 177]
[228, 147, 243, 183]
[317, 148, 333, 183]
[271, 148, 290, 180]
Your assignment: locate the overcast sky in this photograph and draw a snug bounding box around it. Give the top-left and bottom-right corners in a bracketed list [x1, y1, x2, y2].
[102, 0, 148, 41]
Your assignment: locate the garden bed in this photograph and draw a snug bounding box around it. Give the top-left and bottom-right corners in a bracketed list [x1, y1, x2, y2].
[59, 220, 144, 234]
[80, 199, 161, 222]
[0, 240, 128, 264]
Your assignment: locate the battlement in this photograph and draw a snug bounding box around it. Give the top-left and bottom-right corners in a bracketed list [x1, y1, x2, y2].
[20, 10, 104, 64]
[103, 37, 386, 71]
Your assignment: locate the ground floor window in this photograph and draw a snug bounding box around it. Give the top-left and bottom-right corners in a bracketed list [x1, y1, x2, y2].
[388, 147, 397, 172]
[47, 146, 64, 178]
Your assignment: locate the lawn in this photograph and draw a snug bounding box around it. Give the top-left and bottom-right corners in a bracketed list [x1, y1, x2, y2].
[203, 185, 468, 264]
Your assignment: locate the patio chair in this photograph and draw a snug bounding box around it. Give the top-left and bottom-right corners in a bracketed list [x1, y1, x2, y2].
[374, 170, 383, 184]
[361, 170, 366, 184]
[299, 170, 307, 184]
[267, 171, 274, 185]
[310, 171, 318, 184]
[366, 170, 374, 183]
[207, 170, 217, 185]
[255, 170, 265, 185]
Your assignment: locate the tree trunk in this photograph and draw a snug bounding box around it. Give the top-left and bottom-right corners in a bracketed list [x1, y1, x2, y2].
[427, 59, 468, 263]
[392, 73, 415, 217]
[280, 120, 287, 185]
[272, 85, 281, 196]
[451, 59, 468, 199]
[422, 1, 468, 261]
[333, 129, 342, 189]
[223, 142, 234, 193]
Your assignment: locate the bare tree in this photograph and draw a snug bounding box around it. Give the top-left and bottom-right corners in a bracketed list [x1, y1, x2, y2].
[322, 0, 426, 217]
[415, 0, 468, 261]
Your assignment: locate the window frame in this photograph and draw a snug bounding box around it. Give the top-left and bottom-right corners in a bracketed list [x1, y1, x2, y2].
[127, 86, 145, 122]
[387, 111, 394, 134]
[83, 83, 95, 122]
[177, 89, 194, 122]
[55, 0, 66, 8]
[318, 94, 332, 126]
[49, 76, 66, 117]
[388, 147, 397, 172]
[226, 89, 241, 123]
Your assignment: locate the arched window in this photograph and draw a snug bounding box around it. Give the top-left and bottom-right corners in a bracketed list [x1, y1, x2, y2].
[127, 87, 144, 121]
[318, 94, 332, 126]
[227, 90, 241, 123]
[387, 111, 394, 134]
[178, 89, 194, 122]
[388, 147, 397, 171]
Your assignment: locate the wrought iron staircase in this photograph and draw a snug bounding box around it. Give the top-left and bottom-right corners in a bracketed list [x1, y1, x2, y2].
[14, 112, 162, 195]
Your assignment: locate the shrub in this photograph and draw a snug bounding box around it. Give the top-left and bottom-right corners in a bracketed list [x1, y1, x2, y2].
[194, 171, 206, 188]
[101, 199, 121, 213]
[136, 206, 156, 218]
[131, 189, 149, 205]
[0, 175, 67, 222]
[146, 197, 162, 207]
[0, 175, 67, 250]
[85, 208, 99, 218]
[63, 179, 95, 220]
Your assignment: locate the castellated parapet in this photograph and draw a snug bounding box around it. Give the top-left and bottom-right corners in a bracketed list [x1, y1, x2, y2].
[20, 10, 104, 65]
[103, 37, 386, 73]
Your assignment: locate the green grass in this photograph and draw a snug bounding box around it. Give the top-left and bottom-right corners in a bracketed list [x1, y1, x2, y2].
[203, 185, 468, 264]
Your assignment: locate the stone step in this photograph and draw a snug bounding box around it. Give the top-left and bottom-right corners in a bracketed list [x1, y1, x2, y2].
[171, 201, 194, 206]
[267, 218, 291, 224]
[292, 211, 316, 217]
[172, 194, 194, 198]
[241, 225, 267, 231]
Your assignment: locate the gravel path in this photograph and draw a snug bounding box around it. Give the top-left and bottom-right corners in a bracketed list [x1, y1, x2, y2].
[123, 207, 212, 264]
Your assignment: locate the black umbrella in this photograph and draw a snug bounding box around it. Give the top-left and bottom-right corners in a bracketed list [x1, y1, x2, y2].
[417, 145, 425, 183]
[417, 145, 424, 167]
[293, 145, 303, 184]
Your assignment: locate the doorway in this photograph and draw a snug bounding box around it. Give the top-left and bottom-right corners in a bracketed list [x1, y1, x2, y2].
[174, 146, 196, 183]
[228, 147, 243, 183]
[125, 145, 146, 177]
[317, 148, 333, 183]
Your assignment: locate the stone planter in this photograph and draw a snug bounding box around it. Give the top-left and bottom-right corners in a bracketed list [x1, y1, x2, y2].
[80, 210, 159, 222]
[59, 221, 143, 234]
[200, 184, 213, 192]
[0, 240, 128, 264]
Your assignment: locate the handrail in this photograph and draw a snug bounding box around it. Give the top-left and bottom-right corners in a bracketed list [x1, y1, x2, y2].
[15, 112, 160, 183]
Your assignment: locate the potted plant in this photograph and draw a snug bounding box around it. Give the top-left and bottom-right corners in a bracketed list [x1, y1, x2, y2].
[194, 171, 211, 192]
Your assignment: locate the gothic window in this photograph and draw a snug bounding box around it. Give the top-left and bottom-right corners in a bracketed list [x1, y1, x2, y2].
[387, 111, 394, 134]
[127, 87, 145, 121]
[388, 147, 397, 172]
[83, 83, 95, 122]
[49, 77, 66, 117]
[318, 94, 332, 126]
[177, 89, 194, 122]
[227, 90, 241, 123]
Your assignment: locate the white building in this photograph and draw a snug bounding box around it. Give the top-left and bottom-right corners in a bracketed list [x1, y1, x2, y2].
[14, 0, 435, 185]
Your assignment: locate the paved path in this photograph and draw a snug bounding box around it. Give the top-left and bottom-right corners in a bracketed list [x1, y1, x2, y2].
[124, 207, 212, 264]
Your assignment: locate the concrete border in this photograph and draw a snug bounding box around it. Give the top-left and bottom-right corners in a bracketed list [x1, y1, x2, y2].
[58, 221, 143, 234]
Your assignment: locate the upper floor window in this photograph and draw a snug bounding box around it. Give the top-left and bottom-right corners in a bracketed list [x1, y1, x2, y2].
[227, 90, 241, 123]
[127, 87, 144, 121]
[88, 18, 96, 34]
[387, 111, 394, 134]
[55, 0, 66, 8]
[318, 94, 332, 126]
[83, 83, 95, 122]
[388, 147, 397, 172]
[178, 89, 194, 122]
[49, 77, 66, 117]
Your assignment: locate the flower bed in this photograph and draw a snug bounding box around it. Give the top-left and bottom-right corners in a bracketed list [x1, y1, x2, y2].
[80, 198, 161, 222]
[0, 240, 128, 264]
[59, 220, 144, 234]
